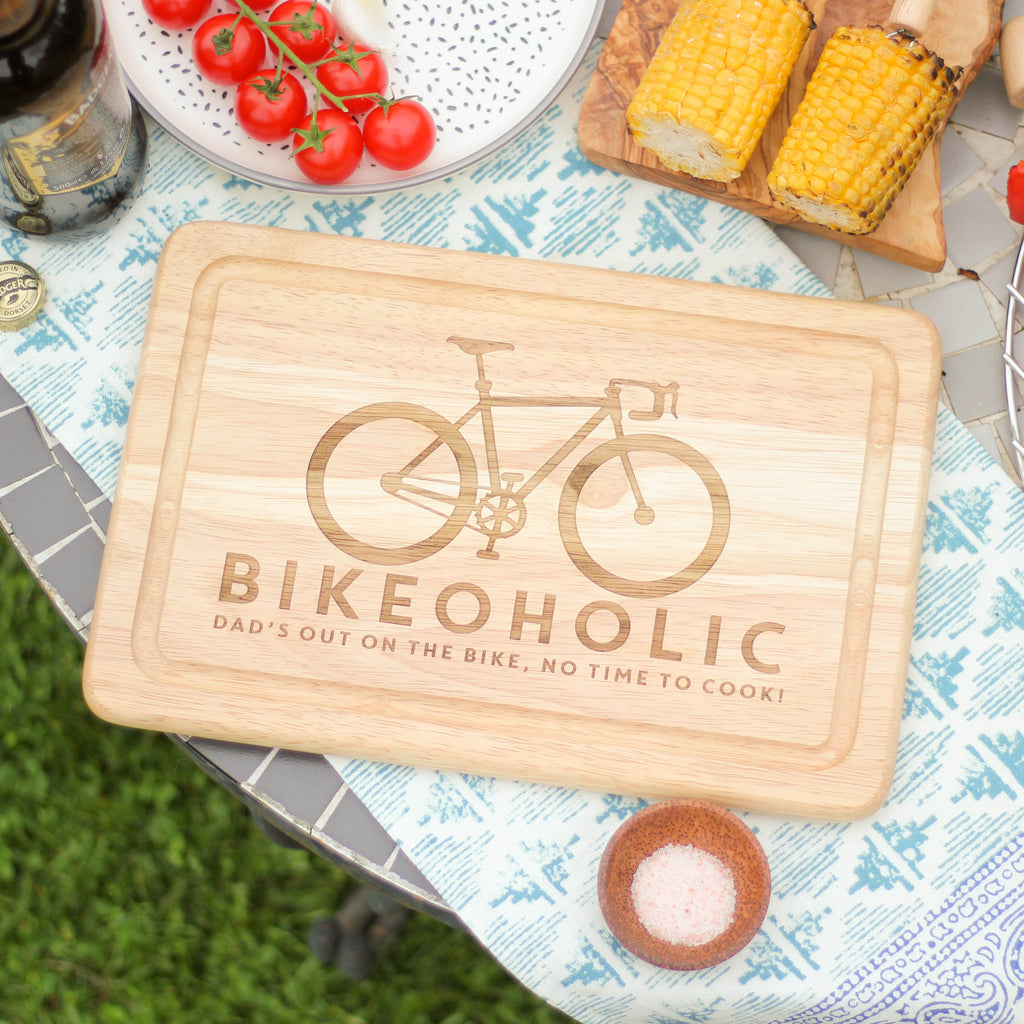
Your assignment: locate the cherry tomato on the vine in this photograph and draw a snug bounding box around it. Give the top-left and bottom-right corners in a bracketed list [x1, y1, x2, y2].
[142, 0, 211, 30]
[1008, 161, 1024, 224]
[192, 14, 267, 85]
[235, 69, 308, 142]
[292, 108, 363, 183]
[316, 44, 388, 115]
[362, 98, 435, 171]
[266, 0, 337, 64]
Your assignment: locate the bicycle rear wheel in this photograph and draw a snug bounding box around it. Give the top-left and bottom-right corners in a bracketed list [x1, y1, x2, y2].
[559, 435, 730, 598]
[306, 402, 477, 565]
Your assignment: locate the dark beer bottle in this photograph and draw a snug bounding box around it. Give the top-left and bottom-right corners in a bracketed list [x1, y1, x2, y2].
[0, 0, 147, 236]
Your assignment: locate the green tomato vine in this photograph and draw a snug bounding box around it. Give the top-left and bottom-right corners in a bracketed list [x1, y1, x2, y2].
[231, 0, 387, 121]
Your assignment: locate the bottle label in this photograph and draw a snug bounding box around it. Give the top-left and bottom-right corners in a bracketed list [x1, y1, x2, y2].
[2, 145, 40, 205]
[4, 29, 133, 196]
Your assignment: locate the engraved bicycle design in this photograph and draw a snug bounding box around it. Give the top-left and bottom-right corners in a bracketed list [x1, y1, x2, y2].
[306, 338, 730, 598]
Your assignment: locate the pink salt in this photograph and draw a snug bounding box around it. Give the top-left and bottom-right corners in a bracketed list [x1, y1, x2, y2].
[630, 843, 736, 946]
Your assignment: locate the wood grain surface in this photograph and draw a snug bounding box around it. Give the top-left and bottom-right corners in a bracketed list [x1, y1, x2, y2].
[83, 221, 941, 819]
[577, 0, 1002, 271]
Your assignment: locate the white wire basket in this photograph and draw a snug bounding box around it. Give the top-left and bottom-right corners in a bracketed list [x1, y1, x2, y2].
[1005, 237, 1024, 482]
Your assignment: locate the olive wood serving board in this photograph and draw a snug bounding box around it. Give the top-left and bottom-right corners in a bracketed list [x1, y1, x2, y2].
[577, 0, 1002, 271]
[83, 221, 941, 819]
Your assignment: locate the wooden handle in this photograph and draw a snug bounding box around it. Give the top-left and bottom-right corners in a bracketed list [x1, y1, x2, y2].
[888, 0, 936, 35]
[1004, 16, 1024, 109]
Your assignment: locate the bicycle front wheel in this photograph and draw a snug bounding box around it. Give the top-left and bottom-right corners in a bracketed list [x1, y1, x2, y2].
[559, 435, 730, 599]
[306, 402, 478, 565]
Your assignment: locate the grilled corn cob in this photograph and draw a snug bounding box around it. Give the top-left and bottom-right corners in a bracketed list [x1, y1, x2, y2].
[626, 0, 815, 183]
[767, 27, 961, 234]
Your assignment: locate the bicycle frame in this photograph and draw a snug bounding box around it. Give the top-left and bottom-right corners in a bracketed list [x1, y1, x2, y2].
[395, 344, 676, 515]
[306, 339, 726, 593]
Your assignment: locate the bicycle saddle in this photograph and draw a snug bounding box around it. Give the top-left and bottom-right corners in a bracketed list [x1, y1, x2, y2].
[448, 336, 515, 356]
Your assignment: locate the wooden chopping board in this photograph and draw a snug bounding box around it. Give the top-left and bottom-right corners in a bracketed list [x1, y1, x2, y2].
[83, 221, 941, 820]
[577, 0, 1002, 272]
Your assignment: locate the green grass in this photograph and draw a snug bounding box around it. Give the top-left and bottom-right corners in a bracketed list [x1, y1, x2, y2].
[0, 532, 572, 1024]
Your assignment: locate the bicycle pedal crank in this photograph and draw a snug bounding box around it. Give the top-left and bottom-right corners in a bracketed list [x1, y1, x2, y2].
[473, 492, 526, 538]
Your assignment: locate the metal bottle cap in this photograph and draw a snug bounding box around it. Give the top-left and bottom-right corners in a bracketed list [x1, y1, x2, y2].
[0, 260, 45, 331]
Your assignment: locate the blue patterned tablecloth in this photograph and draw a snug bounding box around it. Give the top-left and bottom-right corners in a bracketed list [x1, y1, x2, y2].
[3, 40, 1024, 1024]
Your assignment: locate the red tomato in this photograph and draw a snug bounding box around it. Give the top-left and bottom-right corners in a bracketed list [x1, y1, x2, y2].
[362, 99, 435, 171]
[1009, 161, 1024, 225]
[142, 0, 211, 30]
[292, 108, 363, 183]
[316, 44, 388, 115]
[192, 14, 267, 86]
[266, 1, 336, 64]
[235, 70, 308, 142]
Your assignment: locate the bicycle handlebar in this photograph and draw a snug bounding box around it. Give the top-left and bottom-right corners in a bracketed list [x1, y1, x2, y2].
[608, 379, 680, 421]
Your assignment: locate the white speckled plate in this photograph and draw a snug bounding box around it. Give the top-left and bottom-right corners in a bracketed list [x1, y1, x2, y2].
[106, 0, 604, 193]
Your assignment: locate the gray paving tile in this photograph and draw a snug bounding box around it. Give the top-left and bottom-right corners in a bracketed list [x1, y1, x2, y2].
[53, 444, 104, 504]
[852, 248, 933, 298]
[943, 188, 1018, 270]
[773, 227, 842, 292]
[991, 147, 1024, 198]
[597, 0, 622, 35]
[91, 498, 112, 534]
[910, 279, 998, 355]
[982, 248, 1019, 306]
[1010, 326, 1024, 370]
[0, 465, 91, 556]
[391, 846, 440, 898]
[943, 342, 1007, 420]
[993, 415, 1022, 484]
[322, 788, 397, 867]
[0, 406, 52, 490]
[188, 737, 273, 783]
[1004, 0, 1024, 23]
[37, 527, 103, 619]
[0, 374, 23, 414]
[951, 66, 1021, 141]
[967, 422, 1002, 464]
[255, 750, 344, 827]
[939, 128, 984, 196]
[993, 412, 1015, 451]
